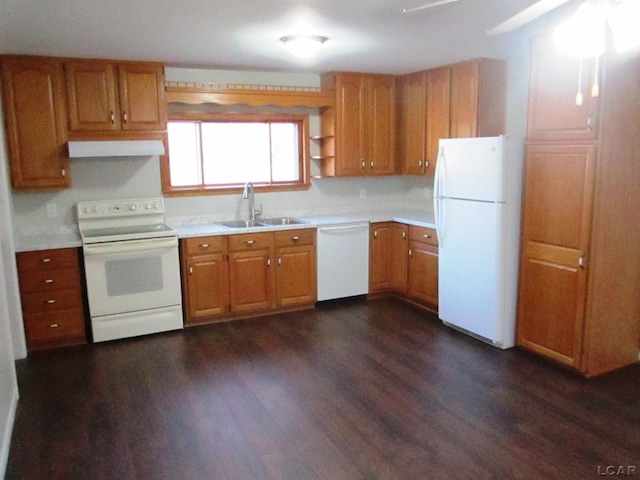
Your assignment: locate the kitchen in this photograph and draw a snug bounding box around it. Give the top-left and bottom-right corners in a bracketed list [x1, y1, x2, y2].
[1, 0, 640, 478]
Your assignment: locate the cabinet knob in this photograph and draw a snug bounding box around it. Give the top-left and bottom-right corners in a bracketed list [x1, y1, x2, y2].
[361, 160, 366, 169]
[110, 111, 115, 124]
[418, 160, 423, 167]
[246, 240, 255, 245]
[267, 258, 271, 266]
[46, 299, 56, 304]
[278, 258, 282, 265]
[44, 279, 54, 284]
[41, 258, 51, 263]
[199, 243, 210, 249]
[370, 161, 374, 167]
[49, 323, 59, 328]
[424, 234, 432, 239]
[291, 236, 300, 243]
[402, 232, 406, 239]
[123, 111, 128, 123]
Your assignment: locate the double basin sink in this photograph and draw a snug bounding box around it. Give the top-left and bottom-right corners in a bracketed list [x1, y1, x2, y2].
[218, 217, 306, 229]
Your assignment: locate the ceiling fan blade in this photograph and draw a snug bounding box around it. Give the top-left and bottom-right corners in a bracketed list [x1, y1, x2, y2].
[403, 0, 463, 14]
[486, 0, 572, 35]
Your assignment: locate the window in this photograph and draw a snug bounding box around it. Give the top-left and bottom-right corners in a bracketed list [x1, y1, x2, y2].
[163, 113, 309, 195]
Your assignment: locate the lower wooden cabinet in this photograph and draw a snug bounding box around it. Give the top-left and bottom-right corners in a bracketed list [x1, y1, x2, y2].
[369, 222, 437, 309]
[181, 228, 316, 324]
[407, 225, 439, 306]
[16, 248, 86, 350]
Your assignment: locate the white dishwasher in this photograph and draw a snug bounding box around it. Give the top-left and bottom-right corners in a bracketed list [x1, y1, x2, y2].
[316, 222, 370, 301]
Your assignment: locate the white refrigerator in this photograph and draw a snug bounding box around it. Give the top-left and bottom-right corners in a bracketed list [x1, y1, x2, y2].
[433, 135, 523, 349]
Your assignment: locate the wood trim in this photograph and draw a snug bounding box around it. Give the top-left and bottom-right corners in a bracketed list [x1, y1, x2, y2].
[165, 86, 334, 108]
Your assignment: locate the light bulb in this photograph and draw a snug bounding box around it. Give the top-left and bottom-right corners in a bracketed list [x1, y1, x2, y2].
[280, 35, 327, 58]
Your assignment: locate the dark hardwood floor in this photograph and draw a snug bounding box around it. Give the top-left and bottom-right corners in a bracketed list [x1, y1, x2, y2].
[6, 298, 640, 479]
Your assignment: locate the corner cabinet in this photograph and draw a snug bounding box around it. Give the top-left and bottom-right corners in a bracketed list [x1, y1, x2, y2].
[517, 35, 640, 376]
[65, 60, 166, 137]
[319, 72, 396, 177]
[1, 56, 70, 189]
[407, 226, 438, 307]
[400, 58, 506, 176]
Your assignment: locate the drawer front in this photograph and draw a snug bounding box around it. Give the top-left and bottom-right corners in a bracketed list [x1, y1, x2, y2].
[409, 226, 438, 247]
[18, 267, 81, 294]
[24, 309, 85, 344]
[21, 289, 83, 314]
[228, 232, 273, 252]
[183, 236, 227, 256]
[274, 228, 315, 248]
[17, 248, 78, 272]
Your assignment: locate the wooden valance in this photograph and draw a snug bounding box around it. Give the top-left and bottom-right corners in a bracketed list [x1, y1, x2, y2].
[165, 82, 334, 108]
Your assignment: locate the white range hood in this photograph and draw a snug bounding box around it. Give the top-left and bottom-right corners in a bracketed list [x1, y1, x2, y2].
[68, 140, 165, 158]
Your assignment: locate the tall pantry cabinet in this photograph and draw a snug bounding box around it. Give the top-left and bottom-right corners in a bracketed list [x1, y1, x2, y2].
[517, 35, 640, 376]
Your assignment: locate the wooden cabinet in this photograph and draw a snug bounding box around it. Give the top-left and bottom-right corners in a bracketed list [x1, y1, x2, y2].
[181, 236, 229, 323]
[390, 223, 409, 293]
[407, 226, 438, 307]
[228, 232, 275, 313]
[369, 222, 393, 293]
[65, 60, 166, 136]
[517, 35, 640, 376]
[17, 248, 85, 350]
[274, 229, 316, 306]
[319, 72, 396, 176]
[526, 36, 599, 141]
[400, 59, 506, 176]
[1, 56, 70, 189]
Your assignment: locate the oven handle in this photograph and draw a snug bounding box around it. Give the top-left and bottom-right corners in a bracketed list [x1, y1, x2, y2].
[83, 237, 178, 255]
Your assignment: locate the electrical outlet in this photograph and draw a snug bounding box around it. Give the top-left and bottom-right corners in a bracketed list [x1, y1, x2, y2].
[46, 203, 57, 218]
[360, 188, 366, 199]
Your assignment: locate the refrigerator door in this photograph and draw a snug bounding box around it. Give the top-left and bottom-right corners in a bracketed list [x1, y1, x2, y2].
[438, 198, 506, 344]
[438, 136, 505, 202]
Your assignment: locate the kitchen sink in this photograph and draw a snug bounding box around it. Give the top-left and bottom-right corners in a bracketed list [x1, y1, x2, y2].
[219, 219, 263, 228]
[259, 217, 306, 226]
[218, 217, 306, 229]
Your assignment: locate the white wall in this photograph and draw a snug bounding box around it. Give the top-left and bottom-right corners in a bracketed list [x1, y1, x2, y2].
[0, 91, 20, 480]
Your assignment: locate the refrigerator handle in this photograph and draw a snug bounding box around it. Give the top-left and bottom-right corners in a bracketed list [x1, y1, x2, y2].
[434, 146, 445, 247]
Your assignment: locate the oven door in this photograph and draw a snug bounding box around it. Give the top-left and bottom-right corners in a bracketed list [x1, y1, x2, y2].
[83, 236, 181, 317]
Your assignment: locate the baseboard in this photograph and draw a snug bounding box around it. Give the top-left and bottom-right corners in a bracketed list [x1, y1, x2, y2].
[0, 386, 18, 479]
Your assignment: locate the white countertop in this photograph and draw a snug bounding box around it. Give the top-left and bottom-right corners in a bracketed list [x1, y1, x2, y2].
[14, 210, 436, 252]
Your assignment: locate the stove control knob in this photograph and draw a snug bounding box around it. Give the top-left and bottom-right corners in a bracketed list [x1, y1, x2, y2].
[83, 207, 91, 215]
[92, 206, 99, 214]
[144, 202, 152, 210]
[128, 204, 137, 211]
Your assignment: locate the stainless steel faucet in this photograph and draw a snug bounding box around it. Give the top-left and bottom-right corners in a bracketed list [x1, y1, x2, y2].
[242, 181, 262, 221]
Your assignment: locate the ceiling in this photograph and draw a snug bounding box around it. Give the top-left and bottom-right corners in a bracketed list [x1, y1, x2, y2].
[0, 0, 579, 75]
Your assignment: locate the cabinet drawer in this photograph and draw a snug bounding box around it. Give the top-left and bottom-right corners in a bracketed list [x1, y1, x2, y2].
[409, 226, 438, 247]
[228, 232, 273, 252]
[183, 236, 227, 256]
[18, 267, 81, 294]
[17, 248, 78, 272]
[21, 289, 83, 314]
[274, 228, 315, 247]
[24, 309, 85, 344]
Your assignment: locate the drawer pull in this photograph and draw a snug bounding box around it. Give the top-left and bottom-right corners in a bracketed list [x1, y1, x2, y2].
[291, 236, 300, 242]
[50, 323, 59, 328]
[199, 244, 210, 249]
[246, 240, 255, 245]
[424, 234, 432, 239]
[41, 258, 52, 263]
[46, 299, 56, 304]
[44, 279, 54, 284]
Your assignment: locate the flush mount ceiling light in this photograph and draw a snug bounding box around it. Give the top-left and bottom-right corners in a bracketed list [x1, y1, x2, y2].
[280, 35, 328, 58]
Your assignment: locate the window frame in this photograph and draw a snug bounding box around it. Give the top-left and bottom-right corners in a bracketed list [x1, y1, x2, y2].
[161, 112, 310, 196]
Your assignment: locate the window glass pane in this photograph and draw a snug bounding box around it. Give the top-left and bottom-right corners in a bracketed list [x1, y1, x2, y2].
[271, 123, 299, 182]
[167, 122, 202, 186]
[201, 123, 271, 184]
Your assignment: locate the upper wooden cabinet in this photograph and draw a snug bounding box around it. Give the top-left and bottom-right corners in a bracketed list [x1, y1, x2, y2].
[1, 56, 70, 190]
[65, 60, 166, 136]
[319, 72, 396, 177]
[526, 35, 599, 141]
[400, 59, 506, 176]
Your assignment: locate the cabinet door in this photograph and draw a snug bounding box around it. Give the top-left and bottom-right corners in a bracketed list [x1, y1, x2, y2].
[369, 222, 392, 293]
[229, 249, 275, 312]
[402, 72, 426, 175]
[425, 67, 450, 176]
[1, 57, 70, 189]
[65, 61, 119, 131]
[118, 63, 166, 131]
[390, 222, 408, 293]
[450, 61, 479, 139]
[527, 35, 599, 141]
[185, 254, 229, 320]
[408, 241, 438, 306]
[276, 245, 316, 306]
[367, 75, 396, 175]
[517, 144, 596, 368]
[335, 74, 365, 176]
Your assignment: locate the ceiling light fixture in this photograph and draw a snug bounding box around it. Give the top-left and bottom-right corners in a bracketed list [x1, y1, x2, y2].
[280, 35, 328, 58]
